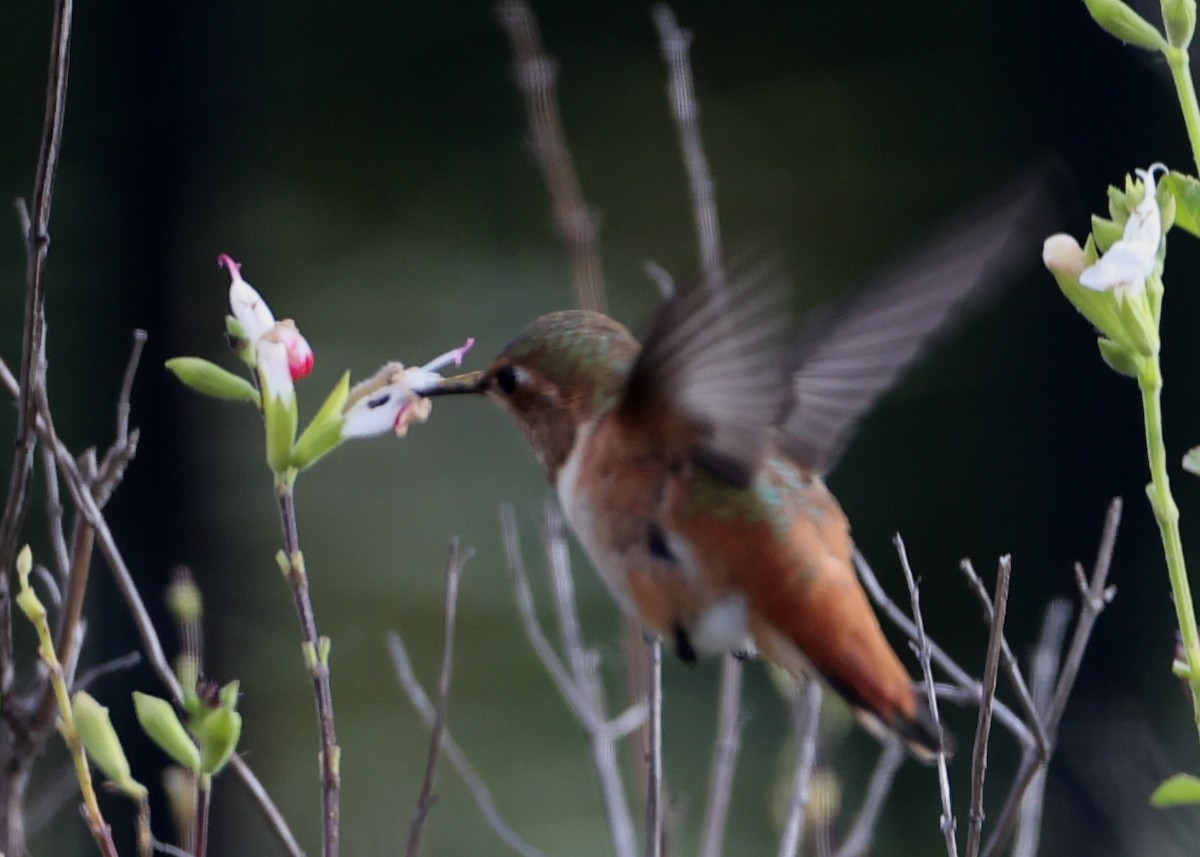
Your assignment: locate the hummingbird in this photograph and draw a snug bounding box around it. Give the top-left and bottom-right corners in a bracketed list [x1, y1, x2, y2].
[426, 183, 1041, 757]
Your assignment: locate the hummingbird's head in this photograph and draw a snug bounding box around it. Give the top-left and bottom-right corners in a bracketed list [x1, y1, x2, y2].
[427, 310, 640, 480]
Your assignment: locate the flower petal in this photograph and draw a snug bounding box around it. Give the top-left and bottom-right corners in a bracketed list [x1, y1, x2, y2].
[221, 255, 276, 341]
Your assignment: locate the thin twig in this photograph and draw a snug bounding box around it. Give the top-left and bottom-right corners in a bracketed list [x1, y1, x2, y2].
[40, 444, 70, 582]
[895, 535, 958, 857]
[651, 4, 722, 283]
[406, 539, 472, 857]
[644, 635, 664, 857]
[699, 655, 745, 857]
[960, 559, 1049, 756]
[276, 488, 340, 857]
[979, 498, 1120, 857]
[833, 739, 906, 857]
[1011, 599, 1072, 857]
[0, 0, 74, 724]
[496, 0, 605, 313]
[777, 679, 824, 857]
[854, 548, 1034, 749]
[73, 651, 142, 692]
[114, 329, 146, 447]
[965, 556, 1011, 857]
[387, 633, 554, 857]
[9, 384, 303, 856]
[542, 504, 638, 857]
[499, 505, 595, 725]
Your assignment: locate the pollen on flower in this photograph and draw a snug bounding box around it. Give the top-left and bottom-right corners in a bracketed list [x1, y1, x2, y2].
[393, 396, 433, 437]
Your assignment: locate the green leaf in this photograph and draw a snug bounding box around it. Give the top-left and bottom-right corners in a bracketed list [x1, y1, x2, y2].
[133, 692, 200, 772]
[1082, 0, 1169, 50]
[166, 358, 259, 404]
[1097, 337, 1143, 377]
[292, 372, 351, 470]
[1151, 773, 1200, 806]
[264, 391, 299, 475]
[1163, 172, 1200, 238]
[73, 692, 147, 799]
[1183, 446, 1200, 475]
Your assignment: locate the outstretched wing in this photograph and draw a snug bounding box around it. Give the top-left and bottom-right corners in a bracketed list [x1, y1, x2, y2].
[620, 260, 791, 489]
[782, 176, 1049, 474]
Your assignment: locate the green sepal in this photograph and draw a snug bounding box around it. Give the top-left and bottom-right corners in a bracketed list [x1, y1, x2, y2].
[1096, 337, 1143, 377]
[292, 372, 351, 470]
[1151, 773, 1200, 806]
[1163, 0, 1197, 49]
[225, 316, 257, 367]
[166, 358, 260, 404]
[1082, 0, 1167, 50]
[1117, 291, 1160, 356]
[1163, 172, 1200, 238]
[196, 707, 242, 776]
[264, 390, 299, 475]
[1051, 266, 1124, 345]
[1107, 184, 1129, 221]
[73, 692, 148, 799]
[1090, 214, 1124, 252]
[1183, 446, 1200, 476]
[133, 692, 201, 772]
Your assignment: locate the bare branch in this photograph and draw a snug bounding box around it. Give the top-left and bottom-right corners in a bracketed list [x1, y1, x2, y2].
[39, 445, 70, 582]
[74, 651, 142, 691]
[496, 0, 605, 313]
[777, 679, 824, 857]
[406, 539, 472, 857]
[644, 636, 664, 857]
[833, 739, 906, 857]
[960, 559, 1049, 756]
[965, 556, 1011, 857]
[895, 535, 957, 857]
[115, 329, 147, 448]
[1011, 599, 1072, 857]
[388, 633, 554, 857]
[980, 498, 1120, 857]
[699, 655, 745, 857]
[854, 548, 1034, 749]
[541, 504, 638, 857]
[651, 4, 722, 282]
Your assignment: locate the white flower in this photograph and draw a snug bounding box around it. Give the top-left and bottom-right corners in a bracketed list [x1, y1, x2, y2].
[219, 254, 314, 403]
[341, 338, 474, 439]
[1078, 163, 1166, 297]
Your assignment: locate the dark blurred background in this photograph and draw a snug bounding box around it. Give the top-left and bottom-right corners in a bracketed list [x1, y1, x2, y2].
[4, 0, 1200, 854]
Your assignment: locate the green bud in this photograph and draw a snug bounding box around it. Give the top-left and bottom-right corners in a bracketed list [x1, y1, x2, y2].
[15, 545, 31, 586]
[166, 357, 260, 404]
[166, 571, 203, 625]
[1163, 172, 1200, 237]
[1164, 0, 1197, 48]
[1083, 0, 1169, 49]
[133, 692, 201, 772]
[175, 653, 200, 696]
[1118, 291, 1161, 356]
[73, 692, 147, 799]
[264, 389, 299, 475]
[1151, 773, 1200, 806]
[1184, 445, 1200, 476]
[292, 372, 352, 470]
[1097, 337, 1144, 377]
[196, 707, 242, 776]
[1090, 214, 1124, 252]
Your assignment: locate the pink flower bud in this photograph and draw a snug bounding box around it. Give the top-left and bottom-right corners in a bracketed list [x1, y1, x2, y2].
[274, 320, 315, 381]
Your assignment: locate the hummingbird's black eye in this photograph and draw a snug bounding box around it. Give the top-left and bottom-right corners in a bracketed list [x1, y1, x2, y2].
[494, 365, 519, 395]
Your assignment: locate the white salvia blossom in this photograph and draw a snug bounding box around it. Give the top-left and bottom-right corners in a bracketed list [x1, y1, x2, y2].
[1079, 163, 1166, 297]
[341, 338, 475, 439]
[219, 254, 314, 404]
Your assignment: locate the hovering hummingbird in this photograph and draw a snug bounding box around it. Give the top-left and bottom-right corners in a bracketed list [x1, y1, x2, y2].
[426, 183, 1041, 757]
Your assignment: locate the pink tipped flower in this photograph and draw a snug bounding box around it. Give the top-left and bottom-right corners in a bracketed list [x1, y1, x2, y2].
[221, 255, 276, 341]
[219, 253, 314, 400]
[341, 337, 475, 440]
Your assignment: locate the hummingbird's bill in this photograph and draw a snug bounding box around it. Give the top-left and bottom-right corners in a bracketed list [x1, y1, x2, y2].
[422, 370, 486, 396]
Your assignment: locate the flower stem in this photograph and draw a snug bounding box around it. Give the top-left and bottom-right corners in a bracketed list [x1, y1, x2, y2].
[1166, 46, 1200, 175]
[276, 476, 341, 857]
[1140, 357, 1200, 736]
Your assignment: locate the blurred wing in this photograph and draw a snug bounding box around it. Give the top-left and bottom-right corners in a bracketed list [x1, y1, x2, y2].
[783, 175, 1050, 474]
[621, 260, 790, 488]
